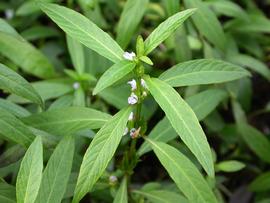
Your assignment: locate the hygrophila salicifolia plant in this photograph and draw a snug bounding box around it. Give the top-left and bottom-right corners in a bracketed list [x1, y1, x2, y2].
[2, 1, 252, 203]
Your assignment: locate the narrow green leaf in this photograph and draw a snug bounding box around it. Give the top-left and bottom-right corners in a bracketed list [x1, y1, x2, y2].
[36, 135, 75, 203]
[162, 0, 180, 16]
[67, 35, 85, 74]
[93, 60, 136, 95]
[215, 160, 245, 172]
[0, 182, 16, 203]
[0, 63, 43, 107]
[146, 139, 218, 203]
[0, 98, 30, 117]
[0, 33, 55, 79]
[249, 172, 270, 192]
[144, 76, 214, 177]
[38, 2, 124, 63]
[183, 0, 226, 50]
[73, 86, 85, 107]
[116, 0, 149, 49]
[144, 9, 196, 55]
[73, 107, 131, 203]
[21, 26, 59, 41]
[0, 109, 35, 147]
[22, 107, 111, 136]
[48, 95, 73, 110]
[133, 189, 188, 203]
[113, 177, 128, 203]
[159, 59, 250, 87]
[16, 136, 43, 203]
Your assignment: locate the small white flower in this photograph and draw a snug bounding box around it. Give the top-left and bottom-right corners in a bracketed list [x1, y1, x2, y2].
[5, 9, 14, 20]
[129, 128, 136, 138]
[142, 91, 147, 97]
[73, 82, 80, 90]
[127, 79, 137, 91]
[123, 52, 136, 61]
[123, 127, 129, 136]
[128, 112, 134, 121]
[109, 175, 118, 184]
[141, 79, 148, 89]
[128, 93, 138, 105]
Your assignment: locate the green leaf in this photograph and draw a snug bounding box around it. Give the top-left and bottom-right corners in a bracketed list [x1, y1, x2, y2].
[0, 182, 16, 203]
[162, 0, 180, 16]
[35, 135, 75, 203]
[183, 0, 226, 50]
[0, 33, 55, 79]
[249, 172, 270, 192]
[16, 136, 43, 203]
[159, 59, 250, 87]
[0, 98, 30, 117]
[0, 18, 21, 38]
[73, 86, 85, 107]
[93, 60, 136, 95]
[21, 26, 59, 41]
[144, 9, 196, 55]
[0, 63, 43, 107]
[67, 35, 85, 74]
[48, 95, 73, 110]
[215, 160, 245, 172]
[73, 107, 131, 203]
[144, 76, 214, 177]
[237, 123, 270, 164]
[22, 107, 111, 136]
[116, 0, 149, 49]
[38, 2, 124, 63]
[138, 89, 227, 156]
[113, 177, 128, 203]
[146, 139, 218, 203]
[0, 109, 35, 147]
[133, 189, 188, 203]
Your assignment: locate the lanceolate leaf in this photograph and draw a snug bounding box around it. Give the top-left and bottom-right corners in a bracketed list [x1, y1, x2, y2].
[113, 177, 128, 203]
[0, 109, 35, 147]
[93, 60, 136, 95]
[73, 107, 132, 203]
[0, 63, 43, 107]
[183, 0, 226, 50]
[16, 136, 43, 203]
[36, 135, 75, 203]
[116, 0, 149, 49]
[38, 2, 124, 63]
[0, 182, 16, 203]
[144, 76, 214, 177]
[22, 107, 111, 136]
[144, 9, 196, 55]
[0, 98, 30, 118]
[133, 189, 188, 203]
[249, 172, 270, 192]
[0, 33, 55, 79]
[159, 59, 250, 87]
[146, 139, 218, 203]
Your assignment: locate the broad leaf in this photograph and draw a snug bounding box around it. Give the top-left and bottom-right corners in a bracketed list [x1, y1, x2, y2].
[73, 107, 132, 202]
[159, 59, 250, 87]
[0, 109, 35, 147]
[249, 172, 270, 192]
[116, 0, 149, 49]
[0, 182, 16, 203]
[0, 32, 55, 79]
[36, 135, 75, 203]
[113, 177, 128, 203]
[93, 60, 136, 95]
[38, 2, 124, 63]
[16, 136, 43, 203]
[144, 76, 214, 177]
[133, 189, 188, 203]
[22, 107, 111, 136]
[183, 0, 226, 50]
[144, 9, 196, 55]
[0, 63, 43, 107]
[146, 139, 218, 203]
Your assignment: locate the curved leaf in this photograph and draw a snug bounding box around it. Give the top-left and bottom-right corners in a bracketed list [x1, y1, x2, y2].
[144, 76, 214, 177]
[113, 177, 128, 203]
[146, 139, 218, 203]
[0, 98, 30, 117]
[16, 136, 43, 203]
[38, 2, 124, 63]
[0, 182, 16, 203]
[22, 107, 111, 136]
[73, 107, 132, 202]
[249, 172, 270, 192]
[159, 59, 250, 87]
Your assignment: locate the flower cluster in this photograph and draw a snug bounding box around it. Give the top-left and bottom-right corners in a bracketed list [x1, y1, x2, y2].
[127, 78, 148, 105]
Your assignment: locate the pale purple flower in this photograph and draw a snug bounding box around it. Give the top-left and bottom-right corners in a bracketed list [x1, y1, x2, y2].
[123, 52, 136, 61]
[128, 93, 138, 105]
[5, 9, 14, 19]
[73, 82, 80, 90]
[127, 79, 137, 91]
[129, 128, 136, 138]
[141, 79, 148, 89]
[109, 175, 118, 184]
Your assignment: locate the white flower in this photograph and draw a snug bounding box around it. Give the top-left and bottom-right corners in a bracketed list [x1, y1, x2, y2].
[123, 52, 136, 61]
[142, 91, 147, 97]
[128, 93, 138, 105]
[129, 128, 136, 138]
[73, 82, 80, 90]
[128, 112, 134, 121]
[5, 9, 14, 20]
[127, 79, 137, 91]
[109, 175, 118, 184]
[123, 127, 129, 136]
[141, 79, 148, 89]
